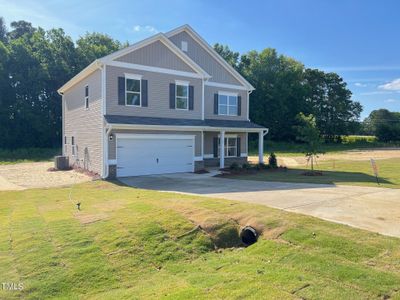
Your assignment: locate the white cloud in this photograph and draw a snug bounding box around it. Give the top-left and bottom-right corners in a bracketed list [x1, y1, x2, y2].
[133, 25, 158, 34]
[385, 98, 398, 103]
[379, 78, 400, 91]
[314, 65, 400, 72]
[360, 91, 400, 96]
[354, 82, 367, 87]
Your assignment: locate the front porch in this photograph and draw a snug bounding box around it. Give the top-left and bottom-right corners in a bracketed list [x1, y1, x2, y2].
[200, 129, 267, 169]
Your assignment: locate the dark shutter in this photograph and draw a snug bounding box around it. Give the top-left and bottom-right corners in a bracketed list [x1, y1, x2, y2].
[118, 77, 125, 105]
[169, 83, 175, 109]
[214, 93, 218, 114]
[213, 137, 218, 158]
[237, 137, 241, 157]
[188, 85, 194, 110]
[237, 96, 242, 116]
[141, 79, 148, 107]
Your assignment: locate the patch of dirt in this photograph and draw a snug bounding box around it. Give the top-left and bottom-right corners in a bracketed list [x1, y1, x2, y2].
[0, 162, 92, 190]
[75, 212, 108, 224]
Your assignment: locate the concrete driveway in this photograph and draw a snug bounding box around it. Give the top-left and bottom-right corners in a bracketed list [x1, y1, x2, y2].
[119, 172, 400, 238]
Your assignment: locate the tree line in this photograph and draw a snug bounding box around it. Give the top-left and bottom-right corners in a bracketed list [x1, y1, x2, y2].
[0, 18, 369, 149]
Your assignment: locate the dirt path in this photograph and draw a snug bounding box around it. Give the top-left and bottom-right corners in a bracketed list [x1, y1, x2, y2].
[0, 162, 92, 191]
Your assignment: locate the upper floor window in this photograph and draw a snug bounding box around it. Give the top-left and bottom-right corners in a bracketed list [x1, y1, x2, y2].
[84, 85, 89, 109]
[125, 74, 142, 106]
[218, 92, 238, 116]
[175, 81, 189, 110]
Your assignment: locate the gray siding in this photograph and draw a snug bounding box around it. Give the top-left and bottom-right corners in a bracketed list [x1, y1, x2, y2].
[204, 132, 247, 156]
[106, 65, 202, 119]
[204, 85, 248, 120]
[168, 31, 242, 85]
[63, 69, 103, 175]
[108, 129, 202, 159]
[116, 40, 196, 73]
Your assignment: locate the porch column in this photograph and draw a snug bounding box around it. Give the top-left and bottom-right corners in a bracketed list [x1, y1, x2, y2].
[220, 131, 225, 168]
[258, 130, 264, 164]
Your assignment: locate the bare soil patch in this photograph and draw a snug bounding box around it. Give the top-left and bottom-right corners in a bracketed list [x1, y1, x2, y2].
[0, 162, 92, 190]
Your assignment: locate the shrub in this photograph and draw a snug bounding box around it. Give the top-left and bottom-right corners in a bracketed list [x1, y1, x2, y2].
[242, 163, 251, 170]
[268, 152, 278, 168]
[255, 163, 266, 170]
[229, 162, 240, 171]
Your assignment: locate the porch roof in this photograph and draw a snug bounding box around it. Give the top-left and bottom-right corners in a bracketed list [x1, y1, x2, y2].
[104, 115, 266, 130]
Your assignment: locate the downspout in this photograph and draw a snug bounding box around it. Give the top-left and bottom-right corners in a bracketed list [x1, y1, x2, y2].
[247, 89, 253, 121]
[103, 125, 112, 179]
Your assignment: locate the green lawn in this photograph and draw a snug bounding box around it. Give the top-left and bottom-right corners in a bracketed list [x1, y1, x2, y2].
[230, 158, 400, 189]
[0, 148, 60, 165]
[1, 181, 400, 299]
[249, 138, 400, 157]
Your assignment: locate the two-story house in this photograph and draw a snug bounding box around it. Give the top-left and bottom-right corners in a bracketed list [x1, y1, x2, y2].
[58, 25, 267, 178]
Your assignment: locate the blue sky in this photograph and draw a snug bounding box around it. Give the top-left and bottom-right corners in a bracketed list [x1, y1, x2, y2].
[1, 0, 399, 119]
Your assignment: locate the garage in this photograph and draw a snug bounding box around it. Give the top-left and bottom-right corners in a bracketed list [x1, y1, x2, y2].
[116, 134, 195, 177]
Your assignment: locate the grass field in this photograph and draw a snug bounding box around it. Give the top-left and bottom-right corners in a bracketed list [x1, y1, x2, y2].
[249, 137, 400, 157]
[0, 148, 60, 165]
[237, 158, 400, 189]
[1, 181, 400, 299]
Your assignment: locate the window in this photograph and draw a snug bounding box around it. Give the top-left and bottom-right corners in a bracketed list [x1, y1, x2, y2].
[64, 136, 67, 144]
[64, 136, 67, 154]
[84, 85, 89, 109]
[181, 41, 188, 52]
[125, 76, 141, 106]
[218, 93, 238, 116]
[71, 136, 75, 156]
[175, 82, 189, 110]
[218, 137, 237, 157]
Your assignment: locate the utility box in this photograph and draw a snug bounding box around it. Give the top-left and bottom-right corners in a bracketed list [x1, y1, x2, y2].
[54, 156, 69, 170]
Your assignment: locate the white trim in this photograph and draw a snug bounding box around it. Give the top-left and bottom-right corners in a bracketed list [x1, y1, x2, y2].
[108, 159, 117, 165]
[203, 154, 214, 159]
[194, 156, 203, 161]
[205, 81, 248, 91]
[240, 153, 248, 157]
[165, 25, 255, 90]
[116, 133, 196, 140]
[175, 79, 190, 85]
[218, 133, 238, 138]
[106, 60, 203, 79]
[201, 131, 204, 157]
[58, 60, 102, 94]
[109, 123, 266, 133]
[201, 79, 205, 120]
[125, 73, 143, 80]
[218, 91, 238, 97]
[125, 76, 142, 107]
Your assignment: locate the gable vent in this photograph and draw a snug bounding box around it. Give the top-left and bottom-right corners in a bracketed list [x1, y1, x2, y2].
[181, 41, 188, 52]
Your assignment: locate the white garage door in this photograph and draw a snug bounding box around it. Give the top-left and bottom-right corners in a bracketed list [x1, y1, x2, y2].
[116, 134, 195, 177]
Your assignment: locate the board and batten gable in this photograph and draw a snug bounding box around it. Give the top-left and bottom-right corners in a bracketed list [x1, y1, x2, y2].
[168, 31, 242, 85]
[115, 40, 196, 73]
[106, 65, 202, 119]
[63, 69, 103, 175]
